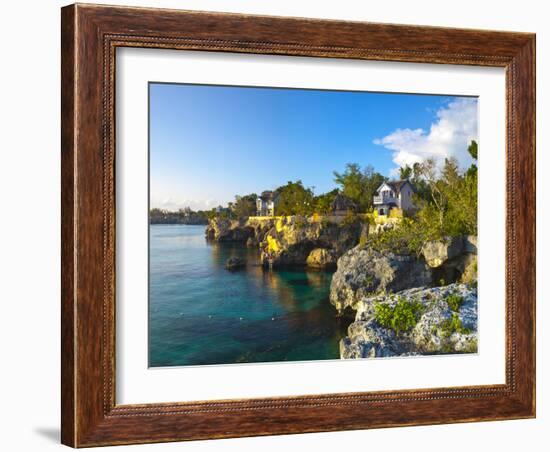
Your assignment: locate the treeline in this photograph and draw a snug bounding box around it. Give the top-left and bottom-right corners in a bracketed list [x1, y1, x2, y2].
[215, 164, 388, 218]
[153, 140, 478, 242]
[149, 207, 210, 225]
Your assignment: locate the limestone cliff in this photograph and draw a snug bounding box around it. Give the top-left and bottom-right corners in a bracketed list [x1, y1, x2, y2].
[330, 246, 432, 313]
[330, 235, 478, 358]
[206, 215, 363, 269]
[205, 217, 275, 243]
[259, 216, 362, 268]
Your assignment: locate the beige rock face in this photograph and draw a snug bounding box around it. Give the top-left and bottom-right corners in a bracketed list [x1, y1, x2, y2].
[329, 245, 432, 313]
[460, 255, 478, 284]
[205, 217, 275, 243]
[306, 248, 337, 269]
[260, 216, 361, 267]
[421, 236, 464, 268]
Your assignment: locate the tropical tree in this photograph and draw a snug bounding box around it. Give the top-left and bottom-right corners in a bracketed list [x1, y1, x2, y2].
[313, 189, 339, 214]
[399, 165, 413, 180]
[363, 165, 386, 210]
[232, 193, 257, 218]
[466, 140, 478, 179]
[333, 163, 385, 212]
[413, 158, 448, 230]
[445, 142, 478, 235]
[276, 181, 314, 216]
[333, 163, 364, 205]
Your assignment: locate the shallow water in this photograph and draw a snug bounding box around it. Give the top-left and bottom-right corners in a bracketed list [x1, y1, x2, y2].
[149, 224, 352, 367]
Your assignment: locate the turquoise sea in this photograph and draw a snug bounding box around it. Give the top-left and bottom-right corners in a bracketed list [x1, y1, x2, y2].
[149, 224, 352, 367]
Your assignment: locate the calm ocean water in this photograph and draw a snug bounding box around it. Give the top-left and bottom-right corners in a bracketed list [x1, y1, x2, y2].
[149, 224, 352, 367]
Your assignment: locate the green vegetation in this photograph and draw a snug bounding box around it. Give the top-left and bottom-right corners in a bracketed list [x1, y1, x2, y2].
[415, 142, 478, 236]
[399, 164, 413, 180]
[374, 297, 424, 335]
[370, 140, 479, 254]
[204, 140, 478, 251]
[445, 293, 464, 312]
[439, 313, 471, 338]
[149, 207, 210, 224]
[275, 181, 314, 216]
[368, 217, 426, 255]
[333, 164, 385, 212]
[313, 189, 339, 214]
[231, 193, 257, 218]
[341, 210, 359, 226]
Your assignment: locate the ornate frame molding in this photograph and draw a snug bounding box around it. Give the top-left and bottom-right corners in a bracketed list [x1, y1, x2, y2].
[62, 4, 535, 447]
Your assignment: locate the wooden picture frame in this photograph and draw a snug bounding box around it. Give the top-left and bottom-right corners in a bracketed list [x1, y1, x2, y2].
[61, 3, 535, 447]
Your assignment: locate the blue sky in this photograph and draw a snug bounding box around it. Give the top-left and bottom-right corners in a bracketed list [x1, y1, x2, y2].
[149, 83, 477, 211]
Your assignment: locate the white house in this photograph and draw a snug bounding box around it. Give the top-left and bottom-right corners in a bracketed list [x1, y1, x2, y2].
[373, 180, 415, 215]
[256, 190, 279, 216]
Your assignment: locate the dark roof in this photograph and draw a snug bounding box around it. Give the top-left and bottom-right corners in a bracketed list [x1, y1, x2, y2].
[378, 180, 414, 195]
[259, 190, 275, 201]
[260, 190, 279, 201]
[331, 194, 357, 211]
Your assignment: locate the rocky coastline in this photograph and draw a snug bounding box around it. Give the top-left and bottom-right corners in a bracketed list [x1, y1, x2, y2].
[340, 283, 477, 358]
[332, 235, 478, 357]
[205, 215, 363, 269]
[205, 215, 478, 358]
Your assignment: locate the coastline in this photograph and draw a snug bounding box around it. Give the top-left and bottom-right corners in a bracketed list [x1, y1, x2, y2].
[149, 224, 350, 366]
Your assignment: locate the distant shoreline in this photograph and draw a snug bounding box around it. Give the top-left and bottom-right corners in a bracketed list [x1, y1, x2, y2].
[149, 220, 208, 225]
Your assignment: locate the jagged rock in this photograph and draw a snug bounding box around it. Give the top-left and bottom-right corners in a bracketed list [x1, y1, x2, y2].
[206, 217, 274, 243]
[340, 283, 478, 359]
[260, 216, 361, 267]
[246, 218, 276, 243]
[306, 248, 337, 269]
[225, 257, 246, 270]
[340, 320, 408, 358]
[329, 245, 432, 313]
[421, 236, 464, 268]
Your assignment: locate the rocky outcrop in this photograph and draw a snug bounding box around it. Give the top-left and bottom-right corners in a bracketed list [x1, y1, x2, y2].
[225, 257, 246, 270]
[246, 217, 277, 244]
[206, 215, 361, 268]
[306, 248, 337, 269]
[421, 236, 463, 268]
[421, 235, 478, 285]
[205, 217, 275, 243]
[340, 283, 478, 358]
[260, 216, 361, 268]
[205, 218, 252, 242]
[246, 237, 258, 247]
[460, 255, 477, 284]
[330, 245, 432, 313]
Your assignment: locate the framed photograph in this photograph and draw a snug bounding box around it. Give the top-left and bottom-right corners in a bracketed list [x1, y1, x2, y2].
[61, 3, 535, 447]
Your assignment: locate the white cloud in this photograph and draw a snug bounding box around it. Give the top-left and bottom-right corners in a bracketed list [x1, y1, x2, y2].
[374, 98, 478, 175]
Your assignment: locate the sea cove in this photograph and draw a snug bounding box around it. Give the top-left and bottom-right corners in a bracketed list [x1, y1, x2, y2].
[149, 224, 352, 367]
[148, 85, 480, 366]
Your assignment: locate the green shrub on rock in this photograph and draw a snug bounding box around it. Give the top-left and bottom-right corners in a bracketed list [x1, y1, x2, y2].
[440, 313, 471, 338]
[374, 297, 424, 335]
[445, 293, 464, 312]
